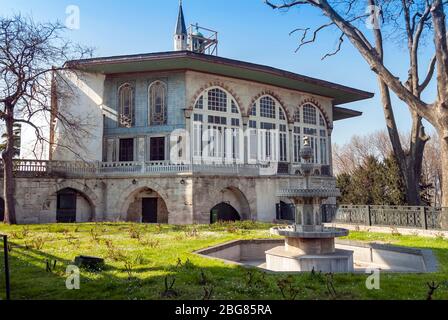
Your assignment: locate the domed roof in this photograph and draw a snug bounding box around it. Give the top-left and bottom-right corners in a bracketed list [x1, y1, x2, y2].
[192, 24, 204, 38]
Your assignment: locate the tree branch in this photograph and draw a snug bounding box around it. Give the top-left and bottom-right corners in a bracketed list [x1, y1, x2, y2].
[419, 55, 437, 94]
[265, 0, 317, 9]
[322, 33, 344, 60]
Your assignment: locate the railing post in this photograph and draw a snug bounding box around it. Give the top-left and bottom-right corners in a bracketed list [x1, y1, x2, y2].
[367, 205, 372, 226]
[422, 206, 428, 230]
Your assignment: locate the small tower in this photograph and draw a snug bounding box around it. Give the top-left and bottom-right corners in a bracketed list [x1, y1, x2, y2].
[174, 0, 187, 51]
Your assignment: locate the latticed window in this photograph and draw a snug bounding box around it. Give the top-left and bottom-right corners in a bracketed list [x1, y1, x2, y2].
[303, 104, 317, 125]
[250, 104, 257, 116]
[231, 101, 239, 114]
[319, 114, 326, 126]
[279, 109, 286, 120]
[293, 103, 328, 164]
[249, 95, 288, 163]
[149, 81, 167, 126]
[208, 88, 227, 112]
[119, 83, 133, 127]
[195, 96, 203, 109]
[192, 87, 243, 163]
[260, 96, 276, 118]
[294, 110, 301, 123]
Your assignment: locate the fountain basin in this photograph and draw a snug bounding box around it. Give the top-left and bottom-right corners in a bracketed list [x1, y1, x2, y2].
[271, 226, 349, 239]
[269, 226, 353, 272]
[195, 239, 438, 273]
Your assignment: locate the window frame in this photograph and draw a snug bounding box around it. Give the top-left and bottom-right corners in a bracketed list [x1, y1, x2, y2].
[248, 95, 289, 163]
[118, 83, 134, 128]
[148, 80, 168, 126]
[192, 86, 243, 163]
[293, 103, 329, 165]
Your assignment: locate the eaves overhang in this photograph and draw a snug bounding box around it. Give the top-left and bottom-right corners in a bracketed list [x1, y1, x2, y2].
[67, 51, 374, 105]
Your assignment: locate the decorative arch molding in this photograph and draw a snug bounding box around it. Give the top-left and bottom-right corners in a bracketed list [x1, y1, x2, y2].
[117, 182, 171, 219]
[42, 180, 98, 221]
[299, 98, 332, 130]
[208, 185, 252, 220]
[247, 90, 291, 121]
[188, 81, 243, 112]
[43, 180, 99, 208]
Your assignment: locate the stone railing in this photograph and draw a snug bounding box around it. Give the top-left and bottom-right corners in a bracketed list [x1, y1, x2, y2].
[321, 204, 448, 231]
[0, 159, 269, 177]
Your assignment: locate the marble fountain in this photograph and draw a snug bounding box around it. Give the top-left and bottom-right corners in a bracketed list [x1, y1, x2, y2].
[196, 137, 438, 274]
[266, 136, 352, 272]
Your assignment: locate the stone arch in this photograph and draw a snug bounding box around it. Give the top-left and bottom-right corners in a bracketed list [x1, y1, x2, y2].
[248, 90, 291, 121]
[210, 202, 241, 223]
[42, 180, 99, 222]
[188, 81, 243, 112]
[299, 98, 332, 130]
[209, 186, 251, 221]
[119, 186, 170, 223]
[55, 188, 94, 223]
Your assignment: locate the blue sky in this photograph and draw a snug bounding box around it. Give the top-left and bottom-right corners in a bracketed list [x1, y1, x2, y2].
[0, 0, 438, 145]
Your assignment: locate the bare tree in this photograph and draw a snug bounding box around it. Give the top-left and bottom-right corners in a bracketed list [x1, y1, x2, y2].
[266, 0, 448, 206]
[0, 15, 92, 224]
[334, 129, 442, 205]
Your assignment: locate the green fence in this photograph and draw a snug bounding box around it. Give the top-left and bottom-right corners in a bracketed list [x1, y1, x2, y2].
[322, 205, 448, 231]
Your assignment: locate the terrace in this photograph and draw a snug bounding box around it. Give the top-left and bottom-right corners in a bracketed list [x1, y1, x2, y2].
[0, 159, 332, 178]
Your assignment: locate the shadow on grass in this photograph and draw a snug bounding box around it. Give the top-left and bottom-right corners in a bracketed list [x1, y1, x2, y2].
[2, 227, 448, 300]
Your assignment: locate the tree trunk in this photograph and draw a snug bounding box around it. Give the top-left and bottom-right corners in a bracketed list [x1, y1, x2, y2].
[405, 113, 428, 205]
[441, 135, 448, 207]
[403, 159, 421, 205]
[2, 104, 17, 224]
[377, 78, 424, 206]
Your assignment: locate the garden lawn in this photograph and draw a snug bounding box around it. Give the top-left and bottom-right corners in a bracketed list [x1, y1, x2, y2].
[0, 222, 447, 300]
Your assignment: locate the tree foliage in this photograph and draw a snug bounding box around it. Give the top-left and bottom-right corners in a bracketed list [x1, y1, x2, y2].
[337, 154, 406, 205]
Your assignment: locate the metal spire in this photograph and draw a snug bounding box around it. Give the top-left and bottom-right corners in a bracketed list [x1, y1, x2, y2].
[175, 0, 187, 35]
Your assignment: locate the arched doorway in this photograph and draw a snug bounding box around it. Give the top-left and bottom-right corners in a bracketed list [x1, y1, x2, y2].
[0, 198, 4, 222]
[210, 187, 251, 222]
[56, 188, 93, 223]
[210, 203, 241, 224]
[125, 188, 169, 224]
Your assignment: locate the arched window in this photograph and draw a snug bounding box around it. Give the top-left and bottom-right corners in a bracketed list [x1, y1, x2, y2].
[293, 103, 328, 165]
[192, 87, 243, 163]
[118, 83, 133, 128]
[149, 81, 167, 126]
[248, 95, 288, 163]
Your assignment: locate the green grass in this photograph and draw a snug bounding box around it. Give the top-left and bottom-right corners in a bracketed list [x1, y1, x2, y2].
[0, 221, 447, 300]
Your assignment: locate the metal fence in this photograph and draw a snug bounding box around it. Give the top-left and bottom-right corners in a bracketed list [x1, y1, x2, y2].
[0, 234, 11, 300]
[321, 204, 448, 231]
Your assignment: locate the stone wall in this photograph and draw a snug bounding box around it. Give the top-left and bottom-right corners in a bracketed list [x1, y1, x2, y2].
[52, 71, 106, 162]
[0, 174, 329, 225]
